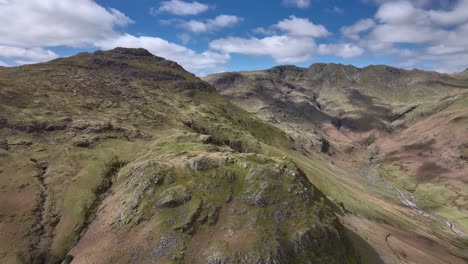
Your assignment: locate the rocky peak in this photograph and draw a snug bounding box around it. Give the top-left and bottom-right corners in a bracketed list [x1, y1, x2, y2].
[306, 63, 358, 76]
[208, 72, 247, 87]
[304, 63, 359, 85]
[267, 65, 305, 74]
[104, 47, 154, 57]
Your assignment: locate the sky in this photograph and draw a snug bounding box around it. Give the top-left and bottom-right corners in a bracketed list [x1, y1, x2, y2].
[0, 0, 467, 75]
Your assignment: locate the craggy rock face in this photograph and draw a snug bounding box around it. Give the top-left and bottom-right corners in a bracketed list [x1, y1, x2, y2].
[0, 48, 358, 264]
[108, 152, 354, 264]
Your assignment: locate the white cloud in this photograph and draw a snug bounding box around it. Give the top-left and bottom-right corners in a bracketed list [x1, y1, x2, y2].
[155, 0, 209, 16]
[317, 43, 365, 58]
[332, 6, 344, 14]
[428, 0, 468, 25]
[370, 24, 446, 44]
[0, 0, 132, 48]
[282, 0, 311, 8]
[362, 0, 432, 7]
[274, 16, 330, 37]
[210, 35, 316, 63]
[0, 0, 229, 75]
[252, 27, 276, 36]
[182, 15, 243, 33]
[343, 0, 468, 72]
[0, 46, 59, 64]
[210, 15, 365, 64]
[96, 34, 229, 75]
[0, 60, 8, 67]
[341, 18, 375, 40]
[177, 33, 192, 45]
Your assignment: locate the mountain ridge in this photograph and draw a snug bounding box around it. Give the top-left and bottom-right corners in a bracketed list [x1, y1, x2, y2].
[0, 48, 467, 264]
[0, 48, 363, 264]
[205, 60, 468, 263]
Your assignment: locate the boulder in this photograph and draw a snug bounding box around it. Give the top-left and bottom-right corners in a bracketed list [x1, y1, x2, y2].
[156, 185, 191, 208]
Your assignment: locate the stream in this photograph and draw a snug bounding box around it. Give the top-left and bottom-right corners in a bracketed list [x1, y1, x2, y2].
[359, 159, 467, 238]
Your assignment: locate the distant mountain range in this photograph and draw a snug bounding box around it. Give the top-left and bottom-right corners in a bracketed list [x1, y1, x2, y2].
[0, 48, 467, 264]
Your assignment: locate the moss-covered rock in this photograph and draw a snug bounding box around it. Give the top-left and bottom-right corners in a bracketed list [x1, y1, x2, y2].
[156, 185, 192, 208]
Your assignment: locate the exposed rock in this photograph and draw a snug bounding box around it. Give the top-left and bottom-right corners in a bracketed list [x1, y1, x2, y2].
[188, 156, 216, 172]
[86, 121, 113, 133]
[61, 255, 74, 264]
[110, 47, 154, 57]
[10, 120, 47, 133]
[129, 161, 174, 189]
[156, 185, 191, 208]
[242, 181, 272, 207]
[0, 139, 9, 150]
[150, 235, 179, 258]
[70, 120, 90, 130]
[72, 137, 90, 147]
[319, 137, 332, 154]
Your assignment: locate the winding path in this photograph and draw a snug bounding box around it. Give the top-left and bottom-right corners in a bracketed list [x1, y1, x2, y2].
[359, 159, 467, 238]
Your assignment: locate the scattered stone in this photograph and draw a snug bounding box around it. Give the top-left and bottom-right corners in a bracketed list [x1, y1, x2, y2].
[151, 235, 179, 258]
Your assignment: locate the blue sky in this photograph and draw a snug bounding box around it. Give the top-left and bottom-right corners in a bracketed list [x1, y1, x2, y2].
[0, 0, 467, 75]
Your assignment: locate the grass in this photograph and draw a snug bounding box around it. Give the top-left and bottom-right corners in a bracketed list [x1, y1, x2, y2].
[50, 139, 147, 259]
[377, 164, 418, 192]
[377, 162, 468, 233]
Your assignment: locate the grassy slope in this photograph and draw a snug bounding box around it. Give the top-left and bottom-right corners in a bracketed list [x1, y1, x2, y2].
[0, 49, 359, 264]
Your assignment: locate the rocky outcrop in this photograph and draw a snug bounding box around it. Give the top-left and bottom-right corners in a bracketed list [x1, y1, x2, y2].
[155, 185, 192, 208]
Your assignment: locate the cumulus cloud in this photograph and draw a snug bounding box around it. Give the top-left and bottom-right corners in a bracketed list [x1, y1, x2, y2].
[341, 18, 375, 40]
[0, 0, 132, 48]
[317, 43, 364, 58]
[154, 0, 209, 16]
[0, 46, 59, 64]
[210, 35, 316, 63]
[252, 16, 329, 38]
[344, 0, 468, 71]
[96, 34, 229, 75]
[211, 15, 365, 63]
[282, 0, 311, 8]
[181, 15, 243, 33]
[0, 0, 229, 75]
[428, 0, 468, 25]
[275, 16, 330, 37]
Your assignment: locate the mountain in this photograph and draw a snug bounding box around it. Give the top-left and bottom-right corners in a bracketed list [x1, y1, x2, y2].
[205, 64, 468, 263]
[1, 48, 467, 264]
[0, 48, 361, 264]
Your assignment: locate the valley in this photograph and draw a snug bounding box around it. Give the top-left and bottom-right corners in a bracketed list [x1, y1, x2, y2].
[0, 48, 467, 263]
[205, 64, 468, 263]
